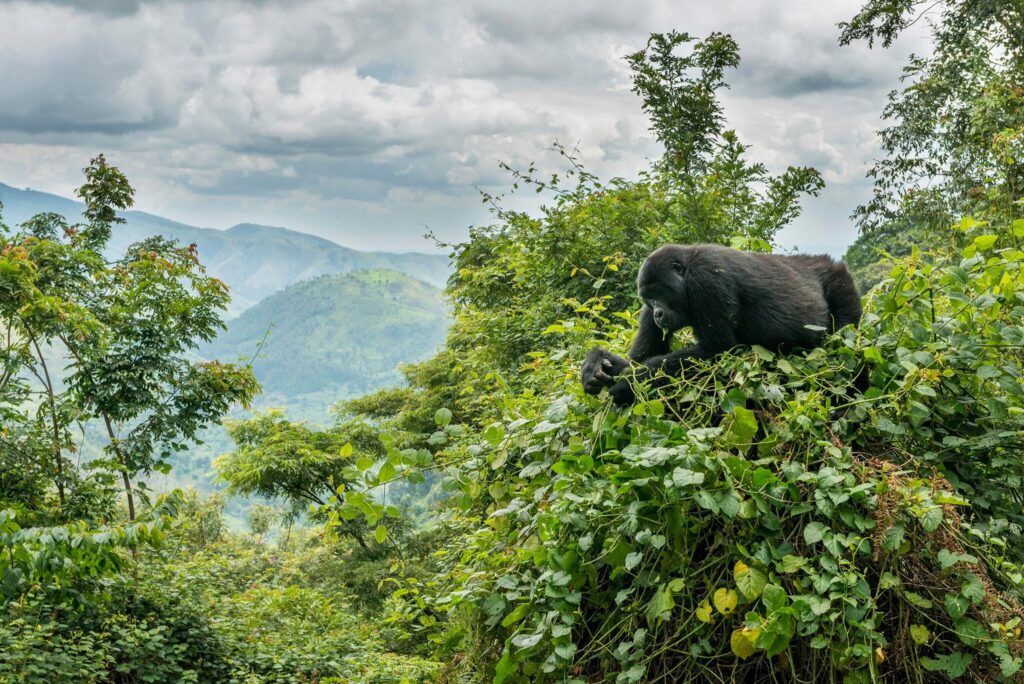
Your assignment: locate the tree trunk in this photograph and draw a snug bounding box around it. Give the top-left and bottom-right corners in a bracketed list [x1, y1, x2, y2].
[102, 415, 136, 523]
[28, 334, 66, 513]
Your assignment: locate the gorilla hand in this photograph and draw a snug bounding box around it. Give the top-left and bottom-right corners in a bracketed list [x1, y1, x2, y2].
[608, 364, 654, 407]
[581, 347, 629, 396]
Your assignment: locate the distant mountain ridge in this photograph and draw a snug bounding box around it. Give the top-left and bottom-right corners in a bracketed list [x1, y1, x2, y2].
[0, 182, 451, 314]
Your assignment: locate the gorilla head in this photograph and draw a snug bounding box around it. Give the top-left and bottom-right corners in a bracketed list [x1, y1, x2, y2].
[636, 245, 691, 333]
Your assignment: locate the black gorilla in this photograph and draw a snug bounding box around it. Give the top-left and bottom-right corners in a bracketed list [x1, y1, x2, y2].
[581, 244, 862, 406]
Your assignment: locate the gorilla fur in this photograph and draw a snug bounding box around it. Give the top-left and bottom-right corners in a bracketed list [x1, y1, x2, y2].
[581, 244, 862, 406]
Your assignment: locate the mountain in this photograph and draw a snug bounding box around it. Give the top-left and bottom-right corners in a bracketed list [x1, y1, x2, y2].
[0, 182, 450, 314]
[200, 269, 450, 422]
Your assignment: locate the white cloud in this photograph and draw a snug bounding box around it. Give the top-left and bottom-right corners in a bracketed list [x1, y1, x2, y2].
[0, 0, 929, 253]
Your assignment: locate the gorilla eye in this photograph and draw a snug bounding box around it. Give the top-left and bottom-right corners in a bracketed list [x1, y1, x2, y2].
[672, 261, 683, 274]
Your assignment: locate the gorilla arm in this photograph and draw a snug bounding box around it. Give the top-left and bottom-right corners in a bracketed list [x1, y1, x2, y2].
[605, 282, 739, 405]
[581, 306, 666, 396]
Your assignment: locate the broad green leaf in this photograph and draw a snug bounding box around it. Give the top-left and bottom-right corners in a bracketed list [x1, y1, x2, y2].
[671, 467, 704, 488]
[511, 632, 542, 650]
[724, 406, 759, 445]
[734, 560, 768, 601]
[921, 652, 972, 678]
[645, 584, 675, 624]
[961, 572, 985, 604]
[803, 522, 827, 544]
[761, 584, 787, 613]
[780, 555, 806, 573]
[493, 649, 515, 684]
[974, 234, 998, 250]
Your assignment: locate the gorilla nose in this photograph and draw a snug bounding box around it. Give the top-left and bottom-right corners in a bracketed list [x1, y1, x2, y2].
[653, 308, 665, 327]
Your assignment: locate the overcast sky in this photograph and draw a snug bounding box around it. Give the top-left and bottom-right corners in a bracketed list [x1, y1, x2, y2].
[0, 0, 927, 255]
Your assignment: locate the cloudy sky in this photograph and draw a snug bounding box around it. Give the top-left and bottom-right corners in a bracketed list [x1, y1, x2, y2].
[0, 0, 927, 255]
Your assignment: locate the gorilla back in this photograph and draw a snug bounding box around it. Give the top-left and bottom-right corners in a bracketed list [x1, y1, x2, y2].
[581, 243, 862, 406]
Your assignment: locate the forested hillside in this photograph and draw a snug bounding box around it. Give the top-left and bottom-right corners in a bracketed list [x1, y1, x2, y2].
[202, 269, 449, 421]
[2, 1, 1023, 683]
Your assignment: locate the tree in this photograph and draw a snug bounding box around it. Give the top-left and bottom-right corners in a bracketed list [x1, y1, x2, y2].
[0, 156, 259, 522]
[217, 411, 381, 548]
[840, 0, 1024, 239]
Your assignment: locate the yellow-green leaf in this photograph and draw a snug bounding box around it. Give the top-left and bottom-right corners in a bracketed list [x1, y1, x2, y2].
[974, 234, 998, 251]
[696, 600, 713, 623]
[713, 588, 738, 616]
[731, 626, 760, 658]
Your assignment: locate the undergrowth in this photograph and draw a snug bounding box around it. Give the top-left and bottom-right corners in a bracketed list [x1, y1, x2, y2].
[422, 230, 1024, 683]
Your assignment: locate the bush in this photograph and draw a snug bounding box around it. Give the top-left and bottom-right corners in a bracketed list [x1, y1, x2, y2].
[425, 224, 1024, 682]
[0, 617, 108, 684]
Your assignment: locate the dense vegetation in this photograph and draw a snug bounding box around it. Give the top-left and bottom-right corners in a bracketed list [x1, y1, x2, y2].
[2, 1, 1023, 683]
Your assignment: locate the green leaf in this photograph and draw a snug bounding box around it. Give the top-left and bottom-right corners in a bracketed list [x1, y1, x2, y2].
[734, 560, 768, 601]
[501, 604, 530, 628]
[910, 624, 930, 645]
[493, 649, 515, 684]
[719, 489, 741, 519]
[511, 632, 543, 649]
[757, 613, 795, 657]
[645, 584, 675, 624]
[625, 552, 643, 572]
[879, 572, 900, 590]
[724, 406, 759, 445]
[961, 572, 985, 604]
[920, 505, 943, 532]
[803, 522, 827, 544]
[671, 467, 704, 488]
[780, 555, 806, 573]
[434, 407, 453, 426]
[374, 525, 387, 543]
[554, 643, 576, 660]
[761, 584, 787, 614]
[484, 424, 505, 446]
[921, 652, 972, 678]
[937, 549, 977, 569]
[954, 618, 987, 646]
[904, 592, 933, 610]
[973, 234, 998, 250]
[944, 592, 968, 621]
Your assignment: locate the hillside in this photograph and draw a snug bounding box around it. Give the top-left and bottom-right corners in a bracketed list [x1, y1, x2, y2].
[0, 182, 450, 314]
[200, 269, 450, 421]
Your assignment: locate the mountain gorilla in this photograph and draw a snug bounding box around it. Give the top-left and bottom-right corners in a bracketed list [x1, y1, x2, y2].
[581, 244, 862, 406]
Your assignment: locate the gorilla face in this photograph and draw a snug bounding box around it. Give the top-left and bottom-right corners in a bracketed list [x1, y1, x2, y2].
[636, 245, 689, 332]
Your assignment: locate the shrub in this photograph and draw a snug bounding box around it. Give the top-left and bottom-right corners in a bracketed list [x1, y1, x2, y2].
[426, 223, 1024, 682]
